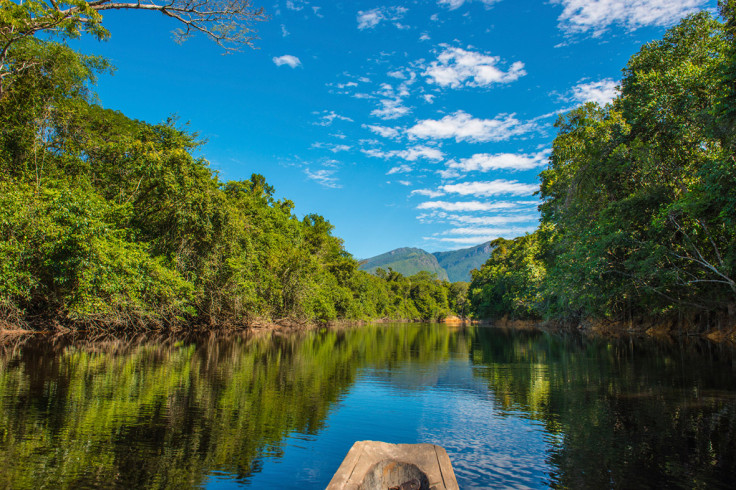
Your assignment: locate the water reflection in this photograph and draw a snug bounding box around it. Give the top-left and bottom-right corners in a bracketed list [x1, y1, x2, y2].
[0, 325, 735, 488]
[0, 326, 468, 489]
[469, 328, 736, 489]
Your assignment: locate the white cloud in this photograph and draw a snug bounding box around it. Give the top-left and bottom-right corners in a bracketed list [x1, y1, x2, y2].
[398, 180, 412, 186]
[570, 78, 619, 106]
[387, 164, 413, 174]
[410, 189, 446, 198]
[273, 55, 302, 68]
[441, 179, 539, 197]
[408, 111, 535, 143]
[443, 226, 537, 236]
[417, 200, 520, 212]
[428, 227, 536, 244]
[281, 24, 290, 37]
[437, 168, 462, 179]
[427, 236, 498, 244]
[437, 0, 501, 10]
[286, 0, 308, 11]
[304, 168, 341, 188]
[447, 214, 539, 225]
[419, 33, 431, 41]
[314, 110, 353, 126]
[423, 46, 526, 89]
[357, 6, 408, 29]
[371, 98, 411, 119]
[313, 142, 352, 153]
[363, 145, 444, 162]
[446, 150, 549, 173]
[553, 0, 706, 36]
[363, 124, 401, 139]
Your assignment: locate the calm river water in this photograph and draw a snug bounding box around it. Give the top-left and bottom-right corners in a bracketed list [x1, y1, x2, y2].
[1, 324, 735, 489]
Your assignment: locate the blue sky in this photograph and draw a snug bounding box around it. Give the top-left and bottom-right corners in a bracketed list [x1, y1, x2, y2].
[71, 0, 718, 259]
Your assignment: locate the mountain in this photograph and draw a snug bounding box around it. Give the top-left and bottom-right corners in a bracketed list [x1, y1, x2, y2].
[433, 241, 493, 282]
[358, 247, 449, 281]
[358, 242, 493, 283]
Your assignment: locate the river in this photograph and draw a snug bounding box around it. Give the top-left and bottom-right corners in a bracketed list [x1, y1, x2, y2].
[0, 324, 735, 488]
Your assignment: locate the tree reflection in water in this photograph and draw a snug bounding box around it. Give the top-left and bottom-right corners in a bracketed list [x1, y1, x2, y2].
[0, 325, 467, 489]
[469, 328, 736, 489]
[0, 326, 735, 489]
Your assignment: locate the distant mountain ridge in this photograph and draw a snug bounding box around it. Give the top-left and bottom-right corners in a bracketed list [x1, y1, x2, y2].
[358, 247, 449, 281]
[358, 242, 493, 282]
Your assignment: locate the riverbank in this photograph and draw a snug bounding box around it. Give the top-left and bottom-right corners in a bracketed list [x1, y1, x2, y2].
[0, 315, 476, 340]
[489, 314, 736, 343]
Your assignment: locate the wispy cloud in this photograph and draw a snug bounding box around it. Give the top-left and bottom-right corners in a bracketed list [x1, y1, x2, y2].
[570, 78, 619, 106]
[363, 145, 444, 162]
[371, 98, 411, 119]
[408, 111, 535, 143]
[417, 200, 523, 212]
[437, 0, 502, 10]
[442, 225, 537, 236]
[363, 124, 402, 139]
[273, 55, 302, 68]
[445, 150, 550, 174]
[411, 189, 446, 198]
[313, 110, 354, 126]
[423, 45, 526, 89]
[304, 168, 341, 188]
[357, 6, 409, 30]
[387, 164, 414, 175]
[553, 0, 706, 36]
[312, 142, 352, 153]
[369, 74, 418, 120]
[441, 179, 539, 197]
[286, 0, 308, 11]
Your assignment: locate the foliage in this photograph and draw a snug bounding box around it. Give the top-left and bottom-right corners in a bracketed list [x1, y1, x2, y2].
[469, 234, 546, 320]
[0, 36, 467, 329]
[469, 11, 736, 325]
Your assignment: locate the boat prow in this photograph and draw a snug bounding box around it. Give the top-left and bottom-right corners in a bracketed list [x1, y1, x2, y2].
[327, 441, 459, 490]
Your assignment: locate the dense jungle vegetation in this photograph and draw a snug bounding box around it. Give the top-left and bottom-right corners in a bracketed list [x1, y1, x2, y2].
[0, 3, 469, 329]
[469, 4, 736, 329]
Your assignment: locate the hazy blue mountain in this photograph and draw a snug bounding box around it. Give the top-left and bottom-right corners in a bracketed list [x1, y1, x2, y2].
[359, 242, 493, 282]
[358, 247, 449, 281]
[432, 241, 493, 282]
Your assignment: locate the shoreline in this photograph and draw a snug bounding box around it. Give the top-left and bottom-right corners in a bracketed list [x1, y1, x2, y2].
[487, 315, 736, 344]
[0, 315, 477, 340]
[3, 314, 735, 344]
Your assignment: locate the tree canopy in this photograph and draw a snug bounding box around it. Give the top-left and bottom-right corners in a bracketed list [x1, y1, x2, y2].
[469, 8, 736, 330]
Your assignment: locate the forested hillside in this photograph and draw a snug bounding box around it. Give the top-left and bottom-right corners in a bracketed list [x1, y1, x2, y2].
[434, 242, 493, 282]
[0, 11, 467, 329]
[359, 248, 449, 281]
[469, 5, 736, 330]
[359, 242, 492, 282]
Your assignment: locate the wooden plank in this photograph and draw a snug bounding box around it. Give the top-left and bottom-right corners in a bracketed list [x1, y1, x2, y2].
[326, 441, 365, 490]
[326, 441, 459, 489]
[434, 445, 460, 490]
